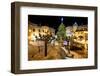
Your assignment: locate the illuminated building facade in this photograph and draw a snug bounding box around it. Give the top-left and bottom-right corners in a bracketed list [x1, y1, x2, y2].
[28, 22, 55, 42]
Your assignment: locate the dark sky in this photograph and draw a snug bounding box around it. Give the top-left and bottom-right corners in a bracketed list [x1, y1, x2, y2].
[28, 15, 88, 30]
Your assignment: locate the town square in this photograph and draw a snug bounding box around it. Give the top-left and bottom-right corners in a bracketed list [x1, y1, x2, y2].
[28, 15, 88, 60]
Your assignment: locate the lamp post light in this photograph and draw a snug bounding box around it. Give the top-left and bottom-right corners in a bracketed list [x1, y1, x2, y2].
[67, 34, 71, 54]
[43, 30, 52, 56]
[37, 28, 52, 57]
[66, 27, 73, 57]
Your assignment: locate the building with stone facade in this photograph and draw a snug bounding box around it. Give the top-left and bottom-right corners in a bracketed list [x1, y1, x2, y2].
[28, 22, 55, 41]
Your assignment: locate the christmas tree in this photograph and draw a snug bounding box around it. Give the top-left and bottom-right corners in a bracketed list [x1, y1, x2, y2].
[57, 22, 66, 41]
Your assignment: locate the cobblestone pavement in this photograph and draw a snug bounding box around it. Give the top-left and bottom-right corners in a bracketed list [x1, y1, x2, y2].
[28, 43, 88, 60]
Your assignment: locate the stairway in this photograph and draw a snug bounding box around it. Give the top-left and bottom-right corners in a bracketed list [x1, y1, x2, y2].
[61, 47, 74, 58]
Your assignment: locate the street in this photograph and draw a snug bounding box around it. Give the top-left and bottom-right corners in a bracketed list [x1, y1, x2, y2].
[28, 41, 88, 60]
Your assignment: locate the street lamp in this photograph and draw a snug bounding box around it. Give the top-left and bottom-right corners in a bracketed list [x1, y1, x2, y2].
[43, 29, 52, 56]
[66, 27, 73, 57]
[37, 28, 52, 57]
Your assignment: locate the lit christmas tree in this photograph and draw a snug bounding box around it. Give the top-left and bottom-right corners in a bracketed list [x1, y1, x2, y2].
[57, 18, 66, 41]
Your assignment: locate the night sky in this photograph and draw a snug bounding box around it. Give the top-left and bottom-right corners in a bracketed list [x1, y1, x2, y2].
[28, 15, 88, 30]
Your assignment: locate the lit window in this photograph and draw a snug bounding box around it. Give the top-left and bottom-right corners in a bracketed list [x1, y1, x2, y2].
[28, 29, 31, 32]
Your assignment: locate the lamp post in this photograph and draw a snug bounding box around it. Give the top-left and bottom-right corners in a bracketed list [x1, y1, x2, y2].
[43, 30, 52, 56]
[38, 28, 52, 57]
[66, 27, 73, 57]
